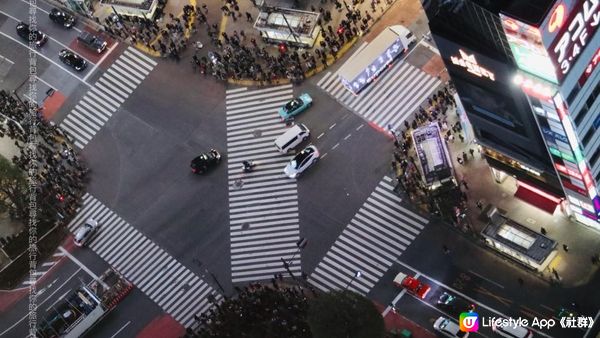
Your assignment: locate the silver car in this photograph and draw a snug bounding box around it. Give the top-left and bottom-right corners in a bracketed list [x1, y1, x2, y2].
[74, 219, 99, 247]
[284, 145, 320, 178]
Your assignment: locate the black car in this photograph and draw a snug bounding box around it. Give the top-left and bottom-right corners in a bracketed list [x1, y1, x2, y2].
[49, 8, 76, 28]
[77, 31, 107, 54]
[436, 292, 475, 316]
[191, 149, 221, 174]
[59, 49, 87, 71]
[16, 22, 48, 47]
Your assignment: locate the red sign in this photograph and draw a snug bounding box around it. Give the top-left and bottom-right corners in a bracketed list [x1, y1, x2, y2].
[578, 47, 600, 85]
[548, 0, 600, 81]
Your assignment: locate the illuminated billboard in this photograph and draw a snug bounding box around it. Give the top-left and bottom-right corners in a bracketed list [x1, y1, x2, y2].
[500, 14, 558, 83]
[545, 0, 600, 82]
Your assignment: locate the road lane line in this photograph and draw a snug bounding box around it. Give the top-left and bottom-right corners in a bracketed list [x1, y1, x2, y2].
[468, 269, 505, 289]
[331, 143, 340, 150]
[0, 9, 93, 63]
[109, 321, 131, 338]
[0, 268, 81, 337]
[0, 31, 91, 87]
[58, 246, 108, 289]
[343, 133, 352, 140]
[46, 290, 70, 311]
[394, 260, 555, 338]
[83, 41, 120, 82]
[356, 124, 364, 131]
[317, 132, 325, 139]
[583, 309, 600, 338]
[329, 123, 336, 130]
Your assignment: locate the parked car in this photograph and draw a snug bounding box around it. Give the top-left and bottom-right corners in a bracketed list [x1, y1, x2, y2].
[393, 272, 431, 299]
[59, 49, 87, 71]
[284, 145, 319, 178]
[191, 149, 221, 174]
[49, 8, 76, 28]
[433, 317, 469, 338]
[278, 93, 312, 121]
[16, 22, 48, 47]
[74, 219, 99, 247]
[77, 31, 107, 53]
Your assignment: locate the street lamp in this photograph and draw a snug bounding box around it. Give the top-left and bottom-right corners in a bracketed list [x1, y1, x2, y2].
[281, 237, 308, 280]
[345, 270, 362, 290]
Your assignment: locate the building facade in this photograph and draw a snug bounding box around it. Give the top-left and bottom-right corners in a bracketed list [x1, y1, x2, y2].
[423, 0, 600, 228]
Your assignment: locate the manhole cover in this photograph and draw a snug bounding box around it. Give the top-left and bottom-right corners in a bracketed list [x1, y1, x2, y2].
[526, 218, 536, 224]
[232, 179, 244, 189]
[253, 129, 263, 137]
[242, 222, 250, 230]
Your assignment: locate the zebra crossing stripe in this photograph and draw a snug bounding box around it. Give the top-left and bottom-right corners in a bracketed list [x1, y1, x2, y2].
[308, 176, 429, 295]
[318, 60, 442, 131]
[59, 50, 156, 149]
[225, 87, 248, 94]
[70, 194, 220, 325]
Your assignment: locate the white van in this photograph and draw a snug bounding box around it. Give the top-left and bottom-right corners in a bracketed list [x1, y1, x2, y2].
[492, 323, 534, 338]
[274, 124, 310, 153]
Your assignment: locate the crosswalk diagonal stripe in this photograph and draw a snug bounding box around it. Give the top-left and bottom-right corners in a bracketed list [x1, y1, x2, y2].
[226, 83, 292, 99]
[104, 69, 137, 89]
[61, 118, 93, 141]
[120, 53, 151, 76]
[226, 88, 294, 106]
[95, 81, 127, 102]
[316, 71, 333, 87]
[90, 85, 122, 105]
[77, 100, 110, 121]
[227, 95, 294, 111]
[386, 77, 441, 127]
[111, 62, 144, 83]
[101, 73, 134, 94]
[372, 72, 434, 125]
[331, 242, 385, 276]
[353, 63, 413, 112]
[86, 91, 118, 113]
[123, 50, 154, 72]
[124, 47, 158, 69]
[69, 110, 101, 132]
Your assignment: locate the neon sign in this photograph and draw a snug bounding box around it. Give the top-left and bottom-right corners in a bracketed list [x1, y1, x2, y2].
[548, 0, 600, 80]
[578, 47, 600, 85]
[450, 49, 495, 81]
[513, 74, 555, 100]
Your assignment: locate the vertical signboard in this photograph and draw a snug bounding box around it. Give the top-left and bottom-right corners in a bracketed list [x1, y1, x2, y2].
[541, 0, 600, 82]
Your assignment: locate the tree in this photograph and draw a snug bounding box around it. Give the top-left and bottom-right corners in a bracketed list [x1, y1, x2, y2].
[0, 155, 28, 221]
[192, 284, 311, 337]
[307, 290, 384, 338]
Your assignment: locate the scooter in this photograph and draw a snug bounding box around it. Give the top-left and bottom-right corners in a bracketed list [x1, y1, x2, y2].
[242, 160, 256, 173]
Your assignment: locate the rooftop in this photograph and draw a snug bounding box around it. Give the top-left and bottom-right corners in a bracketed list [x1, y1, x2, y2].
[482, 214, 557, 263]
[254, 8, 320, 36]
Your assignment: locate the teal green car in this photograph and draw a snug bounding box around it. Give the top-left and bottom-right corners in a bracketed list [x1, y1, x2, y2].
[278, 93, 313, 121]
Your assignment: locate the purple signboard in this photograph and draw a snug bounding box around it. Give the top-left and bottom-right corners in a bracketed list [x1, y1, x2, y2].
[412, 123, 451, 185]
[341, 38, 406, 94]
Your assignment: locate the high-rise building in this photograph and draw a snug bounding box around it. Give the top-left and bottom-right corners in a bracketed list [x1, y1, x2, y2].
[423, 0, 600, 228]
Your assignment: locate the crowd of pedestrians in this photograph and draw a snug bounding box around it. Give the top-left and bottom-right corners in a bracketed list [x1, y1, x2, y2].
[102, 1, 196, 59]
[0, 91, 87, 224]
[188, 282, 311, 337]
[191, 0, 383, 82]
[390, 86, 466, 217]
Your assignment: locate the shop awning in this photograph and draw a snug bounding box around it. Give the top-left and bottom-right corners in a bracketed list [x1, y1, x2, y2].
[514, 183, 560, 214]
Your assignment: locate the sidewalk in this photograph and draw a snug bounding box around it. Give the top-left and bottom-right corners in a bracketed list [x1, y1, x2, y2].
[442, 105, 600, 288]
[374, 303, 437, 338]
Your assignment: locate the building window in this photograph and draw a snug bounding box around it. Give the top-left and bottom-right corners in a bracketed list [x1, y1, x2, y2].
[574, 82, 600, 126]
[591, 146, 600, 169]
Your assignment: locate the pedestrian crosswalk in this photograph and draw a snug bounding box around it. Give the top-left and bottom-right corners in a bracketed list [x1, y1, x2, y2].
[225, 84, 302, 283]
[68, 193, 221, 327]
[60, 47, 157, 149]
[308, 176, 429, 295]
[317, 61, 441, 131]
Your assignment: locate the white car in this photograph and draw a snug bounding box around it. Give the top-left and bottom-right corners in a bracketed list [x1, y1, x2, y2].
[74, 219, 99, 247]
[433, 316, 469, 338]
[284, 145, 319, 178]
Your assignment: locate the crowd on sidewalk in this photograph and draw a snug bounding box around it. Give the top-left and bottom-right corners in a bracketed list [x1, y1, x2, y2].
[0, 91, 88, 226]
[189, 0, 389, 82]
[192, 0, 380, 83]
[389, 85, 479, 225]
[188, 281, 311, 337]
[102, 0, 197, 58]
